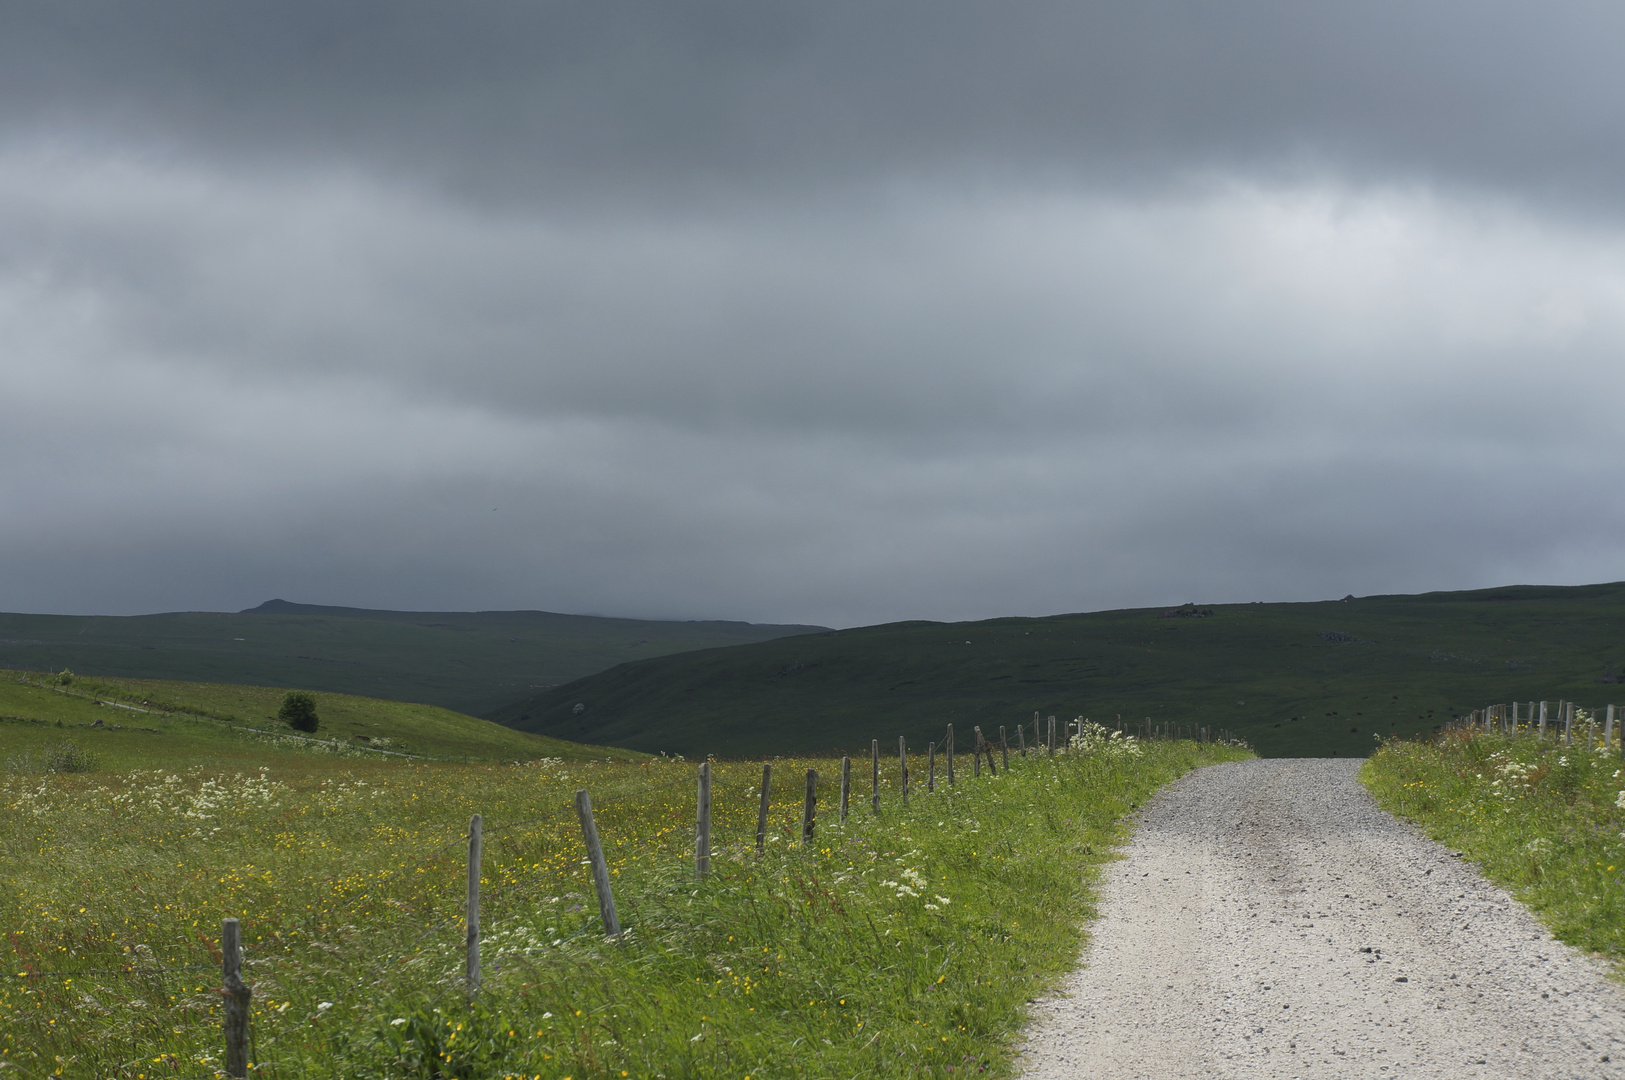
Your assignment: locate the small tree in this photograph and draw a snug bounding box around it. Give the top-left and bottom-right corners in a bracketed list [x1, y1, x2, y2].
[278, 691, 320, 734]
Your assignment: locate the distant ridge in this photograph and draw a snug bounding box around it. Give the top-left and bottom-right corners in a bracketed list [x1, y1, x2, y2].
[0, 603, 828, 716]
[238, 598, 816, 632]
[486, 581, 1625, 760]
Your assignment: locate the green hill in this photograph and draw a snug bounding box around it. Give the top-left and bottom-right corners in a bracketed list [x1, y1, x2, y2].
[0, 600, 825, 716]
[0, 668, 630, 769]
[487, 583, 1625, 758]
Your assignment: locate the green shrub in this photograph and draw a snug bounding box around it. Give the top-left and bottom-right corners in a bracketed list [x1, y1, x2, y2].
[5, 739, 97, 775]
[278, 690, 321, 733]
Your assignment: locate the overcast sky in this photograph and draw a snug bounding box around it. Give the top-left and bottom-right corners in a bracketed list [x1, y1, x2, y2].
[4, 1, 1625, 627]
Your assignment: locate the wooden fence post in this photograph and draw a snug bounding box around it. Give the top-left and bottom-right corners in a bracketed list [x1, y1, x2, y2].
[1607, 705, 1615, 751]
[840, 756, 851, 822]
[999, 726, 1009, 770]
[1539, 700, 1548, 738]
[946, 724, 956, 786]
[899, 736, 908, 805]
[974, 726, 997, 776]
[756, 763, 771, 854]
[574, 789, 620, 936]
[696, 762, 712, 880]
[871, 740, 881, 813]
[221, 917, 251, 1079]
[972, 726, 981, 778]
[802, 768, 818, 843]
[1048, 716, 1056, 757]
[927, 741, 936, 791]
[1017, 723, 1027, 757]
[1565, 702, 1574, 747]
[466, 813, 482, 997]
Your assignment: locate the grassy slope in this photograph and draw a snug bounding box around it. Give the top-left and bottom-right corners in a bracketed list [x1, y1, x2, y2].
[1363, 731, 1625, 965]
[0, 669, 631, 766]
[0, 600, 826, 717]
[1, 734, 1248, 1078]
[490, 582, 1625, 759]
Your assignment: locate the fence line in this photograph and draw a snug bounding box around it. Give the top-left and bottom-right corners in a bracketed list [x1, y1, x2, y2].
[18, 714, 1238, 1076]
[1445, 698, 1622, 753]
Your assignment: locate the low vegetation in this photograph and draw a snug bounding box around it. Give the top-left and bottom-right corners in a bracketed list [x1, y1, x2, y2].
[1363, 725, 1625, 963]
[496, 581, 1625, 759]
[0, 669, 614, 766]
[0, 602, 825, 717]
[1, 718, 1249, 1078]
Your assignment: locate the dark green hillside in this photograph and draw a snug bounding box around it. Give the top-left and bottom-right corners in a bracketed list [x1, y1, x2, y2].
[0, 601, 825, 716]
[488, 583, 1625, 758]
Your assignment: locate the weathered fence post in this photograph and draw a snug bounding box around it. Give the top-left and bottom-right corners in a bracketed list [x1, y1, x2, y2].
[1607, 705, 1615, 751]
[221, 917, 251, 1079]
[1539, 700, 1548, 738]
[871, 740, 881, 813]
[756, 763, 771, 854]
[1565, 702, 1574, 747]
[840, 756, 851, 822]
[466, 813, 482, 997]
[974, 726, 997, 776]
[946, 724, 956, 786]
[1048, 716, 1056, 757]
[574, 789, 620, 936]
[696, 762, 712, 879]
[999, 726, 1009, 770]
[1017, 723, 1027, 757]
[927, 741, 936, 791]
[802, 768, 818, 843]
[899, 736, 908, 805]
[972, 726, 981, 777]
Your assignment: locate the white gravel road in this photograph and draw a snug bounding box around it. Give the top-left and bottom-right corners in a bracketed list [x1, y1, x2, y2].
[1016, 758, 1625, 1079]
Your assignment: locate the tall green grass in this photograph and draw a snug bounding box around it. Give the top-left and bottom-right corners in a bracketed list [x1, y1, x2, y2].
[1363, 727, 1625, 964]
[1, 734, 1248, 1078]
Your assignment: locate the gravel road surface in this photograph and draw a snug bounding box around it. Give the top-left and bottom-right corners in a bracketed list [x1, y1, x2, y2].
[1016, 758, 1625, 1079]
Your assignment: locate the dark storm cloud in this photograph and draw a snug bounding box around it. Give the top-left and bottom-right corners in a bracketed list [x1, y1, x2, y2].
[4, 2, 1624, 207]
[3, 3, 1625, 625]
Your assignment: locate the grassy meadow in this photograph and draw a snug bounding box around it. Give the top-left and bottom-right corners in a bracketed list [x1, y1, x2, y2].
[0, 669, 616, 767]
[1, 712, 1249, 1079]
[1363, 723, 1625, 964]
[496, 581, 1625, 759]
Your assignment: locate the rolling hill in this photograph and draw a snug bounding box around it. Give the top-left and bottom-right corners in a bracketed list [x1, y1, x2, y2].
[0, 600, 826, 717]
[0, 667, 629, 768]
[487, 583, 1625, 758]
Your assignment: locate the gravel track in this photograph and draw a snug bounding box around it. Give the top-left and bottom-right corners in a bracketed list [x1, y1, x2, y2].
[1016, 758, 1625, 1079]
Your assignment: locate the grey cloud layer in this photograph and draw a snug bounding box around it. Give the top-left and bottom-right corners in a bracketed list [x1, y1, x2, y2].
[5, 2, 1625, 206]
[3, 4, 1623, 623]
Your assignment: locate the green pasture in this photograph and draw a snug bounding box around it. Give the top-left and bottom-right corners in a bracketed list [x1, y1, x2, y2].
[0, 715, 1248, 1079]
[0, 669, 621, 767]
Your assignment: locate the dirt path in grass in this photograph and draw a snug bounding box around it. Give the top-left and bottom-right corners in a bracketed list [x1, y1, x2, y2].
[1016, 758, 1625, 1079]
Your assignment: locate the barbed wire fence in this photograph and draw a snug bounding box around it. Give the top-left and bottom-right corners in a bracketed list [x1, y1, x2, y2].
[13, 713, 1241, 1077]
